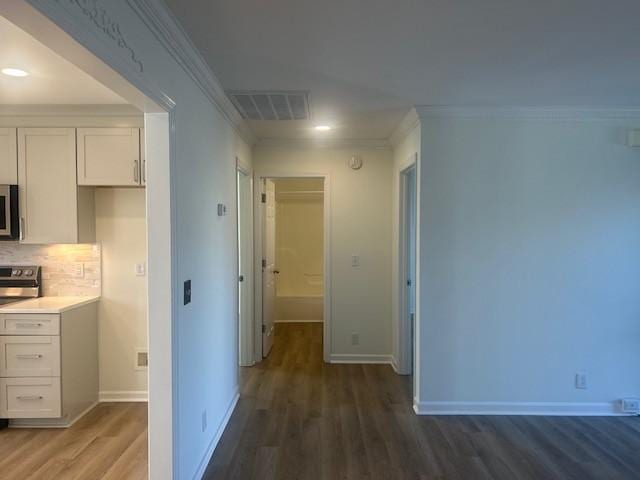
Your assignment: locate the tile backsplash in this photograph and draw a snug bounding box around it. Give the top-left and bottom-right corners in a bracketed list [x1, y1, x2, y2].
[0, 243, 101, 296]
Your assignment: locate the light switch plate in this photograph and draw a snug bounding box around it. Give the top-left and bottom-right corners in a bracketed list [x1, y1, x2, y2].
[135, 262, 146, 276]
[351, 255, 360, 267]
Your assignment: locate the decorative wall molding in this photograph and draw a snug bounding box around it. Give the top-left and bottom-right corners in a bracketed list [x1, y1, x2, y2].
[192, 389, 239, 480]
[389, 108, 420, 146]
[127, 0, 256, 145]
[53, 0, 143, 72]
[255, 137, 391, 150]
[0, 104, 142, 117]
[413, 400, 626, 416]
[415, 106, 640, 120]
[330, 354, 395, 364]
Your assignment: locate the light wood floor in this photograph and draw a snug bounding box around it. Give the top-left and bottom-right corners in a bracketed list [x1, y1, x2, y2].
[0, 402, 147, 480]
[204, 322, 640, 480]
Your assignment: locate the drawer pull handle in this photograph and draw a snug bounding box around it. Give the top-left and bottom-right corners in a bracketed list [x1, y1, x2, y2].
[17, 395, 43, 401]
[15, 323, 43, 328]
[16, 354, 43, 359]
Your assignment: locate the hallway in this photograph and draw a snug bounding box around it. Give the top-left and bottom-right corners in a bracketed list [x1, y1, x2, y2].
[204, 324, 640, 480]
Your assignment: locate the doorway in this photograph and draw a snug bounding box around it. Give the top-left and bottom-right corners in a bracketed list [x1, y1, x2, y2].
[398, 162, 417, 379]
[257, 176, 329, 359]
[237, 165, 253, 366]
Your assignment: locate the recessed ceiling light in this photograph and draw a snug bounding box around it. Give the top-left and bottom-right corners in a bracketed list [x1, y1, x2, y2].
[1, 67, 29, 77]
[314, 125, 331, 131]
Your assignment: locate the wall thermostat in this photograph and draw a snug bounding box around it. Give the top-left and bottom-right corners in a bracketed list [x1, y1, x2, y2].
[348, 155, 363, 170]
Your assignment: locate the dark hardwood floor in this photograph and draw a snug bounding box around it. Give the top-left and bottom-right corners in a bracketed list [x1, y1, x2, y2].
[0, 402, 147, 480]
[205, 322, 640, 480]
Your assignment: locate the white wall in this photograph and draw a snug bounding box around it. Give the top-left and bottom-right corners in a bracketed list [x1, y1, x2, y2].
[390, 109, 421, 373]
[417, 110, 640, 414]
[95, 188, 148, 399]
[5, 2, 254, 477]
[254, 145, 393, 359]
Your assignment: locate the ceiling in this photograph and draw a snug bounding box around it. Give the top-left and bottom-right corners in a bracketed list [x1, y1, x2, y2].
[165, 0, 640, 141]
[0, 15, 126, 105]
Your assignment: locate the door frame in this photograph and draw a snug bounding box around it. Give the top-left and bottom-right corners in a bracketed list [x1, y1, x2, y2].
[1, 3, 176, 477]
[236, 163, 254, 366]
[253, 173, 332, 363]
[398, 157, 417, 377]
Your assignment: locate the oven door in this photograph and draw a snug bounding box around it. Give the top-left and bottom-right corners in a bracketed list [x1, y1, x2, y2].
[0, 185, 19, 240]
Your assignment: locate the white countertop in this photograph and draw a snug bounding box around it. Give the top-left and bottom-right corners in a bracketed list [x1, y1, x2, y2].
[0, 296, 100, 314]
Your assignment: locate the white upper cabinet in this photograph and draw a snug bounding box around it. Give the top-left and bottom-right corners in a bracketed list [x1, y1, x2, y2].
[77, 128, 141, 186]
[0, 128, 18, 184]
[18, 128, 92, 244]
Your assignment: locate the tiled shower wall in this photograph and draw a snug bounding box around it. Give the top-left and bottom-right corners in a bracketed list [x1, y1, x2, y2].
[0, 243, 101, 296]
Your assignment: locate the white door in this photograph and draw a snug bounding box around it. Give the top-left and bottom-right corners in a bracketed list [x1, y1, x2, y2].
[237, 169, 253, 366]
[77, 128, 141, 186]
[18, 128, 78, 244]
[262, 179, 277, 357]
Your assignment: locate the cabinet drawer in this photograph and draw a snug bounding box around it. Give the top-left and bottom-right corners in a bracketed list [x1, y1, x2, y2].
[0, 314, 60, 335]
[0, 377, 61, 418]
[0, 336, 60, 377]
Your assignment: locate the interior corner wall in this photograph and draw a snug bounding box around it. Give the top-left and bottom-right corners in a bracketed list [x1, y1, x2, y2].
[391, 119, 421, 371]
[418, 112, 640, 412]
[253, 146, 393, 358]
[95, 187, 148, 398]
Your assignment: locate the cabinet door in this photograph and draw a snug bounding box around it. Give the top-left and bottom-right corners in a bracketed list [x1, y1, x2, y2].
[18, 128, 78, 244]
[77, 128, 140, 186]
[0, 128, 17, 184]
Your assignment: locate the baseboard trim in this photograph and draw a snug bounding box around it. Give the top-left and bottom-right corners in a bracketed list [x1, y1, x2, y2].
[99, 390, 148, 402]
[192, 389, 240, 480]
[330, 354, 394, 364]
[413, 400, 627, 416]
[275, 319, 323, 323]
[390, 356, 400, 373]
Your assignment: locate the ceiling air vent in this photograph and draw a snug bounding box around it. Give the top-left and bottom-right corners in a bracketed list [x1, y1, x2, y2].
[228, 91, 310, 121]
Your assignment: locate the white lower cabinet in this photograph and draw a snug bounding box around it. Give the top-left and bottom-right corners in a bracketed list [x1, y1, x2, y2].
[0, 302, 97, 426]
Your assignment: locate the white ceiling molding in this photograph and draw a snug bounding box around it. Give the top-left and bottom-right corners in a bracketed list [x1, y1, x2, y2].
[415, 106, 640, 121]
[389, 108, 420, 147]
[0, 104, 142, 117]
[255, 137, 391, 150]
[127, 0, 256, 145]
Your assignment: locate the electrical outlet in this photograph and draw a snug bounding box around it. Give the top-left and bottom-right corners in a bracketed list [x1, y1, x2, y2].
[351, 333, 359, 346]
[135, 262, 146, 276]
[620, 398, 640, 414]
[202, 410, 207, 432]
[575, 373, 588, 390]
[72, 262, 84, 278]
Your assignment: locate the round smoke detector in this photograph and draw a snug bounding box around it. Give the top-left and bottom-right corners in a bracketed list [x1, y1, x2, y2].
[348, 155, 363, 170]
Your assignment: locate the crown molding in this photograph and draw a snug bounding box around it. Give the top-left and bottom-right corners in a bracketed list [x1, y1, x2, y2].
[389, 108, 420, 146]
[255, 137, 391, 150]
[0, 104, 142, 117]
[127, 0, 256, 145]
[415, 106, 640, 120]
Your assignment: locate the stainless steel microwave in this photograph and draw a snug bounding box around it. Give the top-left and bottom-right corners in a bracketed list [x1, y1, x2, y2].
[0, 185, 19, 240]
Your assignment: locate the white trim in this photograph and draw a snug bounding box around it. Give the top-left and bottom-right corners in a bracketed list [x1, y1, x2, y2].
[255, 138, 390, 150]
[99, 390, 149, 402]
[127, 0, 256, 145]
[0, 104, 142, 117]
[390, 356, 400, 373]
[191, 390, 240, 480]
[330, 354, 394, 364]
[254, 172, 332, 363]
[413, 400, 628, 416]
[9, 400, 100, 429]
[389, 108, 420, 146]
[415, 106, 640, 120]
[275, 319, 323, 323]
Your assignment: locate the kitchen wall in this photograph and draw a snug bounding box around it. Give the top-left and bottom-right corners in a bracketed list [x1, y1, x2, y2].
[0, 242, 100, 295]
[95, 187, 148, 400]
[416, 109, 640, 414]
[254, 145, 393, 360]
